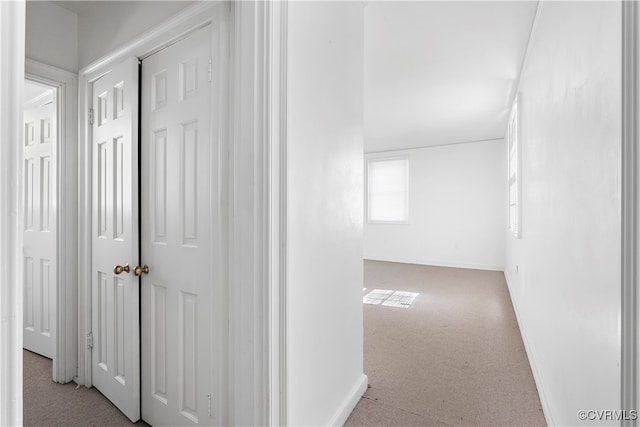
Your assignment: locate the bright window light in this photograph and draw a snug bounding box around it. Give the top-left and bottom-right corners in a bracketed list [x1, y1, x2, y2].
[507, 97, 520, 238]
[363, 289, 419, 308]
[367, 158, 409, 223]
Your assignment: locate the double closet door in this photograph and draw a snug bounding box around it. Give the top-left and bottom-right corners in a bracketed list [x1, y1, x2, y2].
[90, 26, 217, 425]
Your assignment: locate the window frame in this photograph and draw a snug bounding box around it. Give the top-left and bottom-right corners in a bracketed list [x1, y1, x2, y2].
[507, 96, 521, 238]
[366, 156, 410, 225]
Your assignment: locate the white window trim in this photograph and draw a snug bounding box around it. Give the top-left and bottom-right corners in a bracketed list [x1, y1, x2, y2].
[507, 96, 521, 238]
[366, 156, 410, 225]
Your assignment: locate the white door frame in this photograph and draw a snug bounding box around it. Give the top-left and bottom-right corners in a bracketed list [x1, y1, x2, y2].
[77, 1, 233, 421]
[226, 1, 287, 425]
[25, 59, 78, 385]
[0, 1, 26, 425]
[622, 1, 639, 424]
[265, 2, 288, 425]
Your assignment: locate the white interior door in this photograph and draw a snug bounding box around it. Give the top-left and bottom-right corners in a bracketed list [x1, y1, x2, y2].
[90, 57, 140, 422]
[140, 26, 214, 426]
[23, 91, 56, 359]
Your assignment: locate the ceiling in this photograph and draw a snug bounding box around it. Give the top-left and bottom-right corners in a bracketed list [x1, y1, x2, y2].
[52, 0, 191, 19]
[46, 0, 536, 152]
[50, 1, 194, 67]
[24, 80, 53, 106]
[364, 1, 538, 152]
[52, 0, 116, 17]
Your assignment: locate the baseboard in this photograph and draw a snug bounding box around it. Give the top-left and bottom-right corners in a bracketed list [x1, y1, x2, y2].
[363, 256, 504, 272]
[327, 373, 368, 426]
[504, 271, 555, 427]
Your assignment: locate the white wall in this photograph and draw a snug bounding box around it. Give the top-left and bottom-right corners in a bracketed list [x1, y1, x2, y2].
[77, 1, 193, 69]
[505, 2, 621, 426]
[364, 140, 506, 271]
[26, 2, 78, 72]
[287, 2, 367, 425]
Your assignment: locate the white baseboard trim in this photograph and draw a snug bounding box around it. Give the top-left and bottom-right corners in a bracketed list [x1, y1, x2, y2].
[327, 373, 368, 427]
[504, 271, 555, 427]
[363, 256, 504, 272]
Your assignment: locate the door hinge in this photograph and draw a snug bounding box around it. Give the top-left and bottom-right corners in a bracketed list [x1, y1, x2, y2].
[208, 60, 212, 82]
[207, 393, 211, 417]
[87, 331, 93, 349]
[88, 108, 94, 126]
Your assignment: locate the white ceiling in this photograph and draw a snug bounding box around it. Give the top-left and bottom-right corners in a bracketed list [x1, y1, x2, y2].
[52, 0, 191, 19]
[52, 0, 113, 17]
[364, 1, 538, 152]
[48, 0, 536, 152]
[50, 1, 194, 67]
[24, 80, 53, 106]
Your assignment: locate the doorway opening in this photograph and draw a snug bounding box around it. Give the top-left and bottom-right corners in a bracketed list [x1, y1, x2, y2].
[22, 58, 80, 424]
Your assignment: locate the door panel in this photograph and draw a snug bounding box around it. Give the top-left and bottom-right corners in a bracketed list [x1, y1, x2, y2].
[91, 57, 140, 422]
[23, 95, 56, 359]
[141, 26, 213, 426]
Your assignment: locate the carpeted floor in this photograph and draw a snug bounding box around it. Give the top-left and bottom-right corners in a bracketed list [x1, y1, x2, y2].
[23, 350, 148, 427]
[24, 260, 544, 426]
[345, 260, 546, 427]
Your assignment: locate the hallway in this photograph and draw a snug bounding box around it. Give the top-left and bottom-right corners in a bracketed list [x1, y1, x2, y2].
[346, 260, 545, 426]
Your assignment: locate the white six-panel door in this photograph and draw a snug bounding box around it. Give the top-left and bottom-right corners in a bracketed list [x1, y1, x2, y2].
[23, 94, 56, 359]
[140, 26, 214, 426]
[91, 57, 140, 422]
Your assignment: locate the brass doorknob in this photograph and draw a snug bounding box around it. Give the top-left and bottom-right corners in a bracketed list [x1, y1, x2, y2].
[134, 265, 149, 276]
[114, 264, 130, 275]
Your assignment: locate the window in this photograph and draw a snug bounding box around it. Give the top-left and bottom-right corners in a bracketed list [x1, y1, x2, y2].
[367, 157, 409, 223]
[508, 97, 520, 237]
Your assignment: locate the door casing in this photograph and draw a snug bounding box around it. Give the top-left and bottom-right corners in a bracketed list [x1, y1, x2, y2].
[622, 0, 640, 421]
[25, 59, 78, 385]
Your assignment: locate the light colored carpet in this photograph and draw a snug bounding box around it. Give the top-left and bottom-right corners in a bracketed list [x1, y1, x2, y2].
[24, 261, 545, 426]
[345, 260, 546, 427]
[23, 350, 149, 427]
